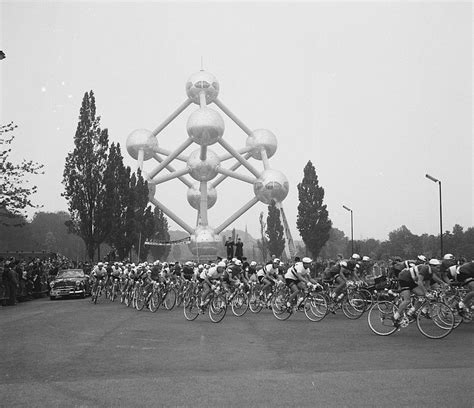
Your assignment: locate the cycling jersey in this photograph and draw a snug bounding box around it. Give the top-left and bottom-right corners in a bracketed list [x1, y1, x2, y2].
[457, 261, 474, 284]
[92, 266, 107, 279]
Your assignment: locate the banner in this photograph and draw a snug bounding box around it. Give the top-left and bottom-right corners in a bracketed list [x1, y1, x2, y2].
[144, 237, 191, 247]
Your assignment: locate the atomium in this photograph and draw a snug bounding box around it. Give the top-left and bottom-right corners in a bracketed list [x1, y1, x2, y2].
[127, 70, 295, 258]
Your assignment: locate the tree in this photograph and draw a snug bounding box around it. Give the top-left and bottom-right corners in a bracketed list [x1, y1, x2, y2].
[296, 161, 332, 258]
[62, 91, 109, 260]
[265, 200, 285, 258]
[0, 122, 43, 225]
[320, 228, 348, 259]
[149, 206, 171, 261]
[386, 225, 422, 259]
[258, 211, 268, 261]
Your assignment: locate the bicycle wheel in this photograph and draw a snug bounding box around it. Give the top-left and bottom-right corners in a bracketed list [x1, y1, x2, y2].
[163, 288, 177, 310]
[357, 288, 373, 312]
[110, 286, 117, 302]
[441, 294, 464, 329]
[175, 289, 185, 308]
[304, 293, 328, 322]
[416, 301, 454, 339]
[249, 288, 263, 313]
[231, 292, 249, 317]
[342, 293, 365, 319]
[91, 287, 99, 304]
[271, 292, 292, 321]
[149, 290, 162, 313]
[125, 289, 133, 307]
[183, 296, 200, 321]
[135, 287, 146, 311]
[209, 294, 227, 323]
[367, 301, 398, 336]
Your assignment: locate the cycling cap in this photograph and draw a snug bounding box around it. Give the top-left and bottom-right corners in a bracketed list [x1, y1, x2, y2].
[302, 257, 312, 263]
[443, 254, 454, 260]
[185, 261, 193, 266]
[429, 259, 441, 266]
[98, 262, 104, 267]
[234, 259, 242, 266]
[250, 261, 257, 267]
[417, 255, 427, 262]
[273, 258, 281, 263]
[362, 256, 370, 261]
[351, 254, 361, 260]
[217, 261, 226, 268]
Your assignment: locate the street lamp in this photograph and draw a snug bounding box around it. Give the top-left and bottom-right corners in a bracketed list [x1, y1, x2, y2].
[425, 173, 443, 257]
[342, 205, 354, 255]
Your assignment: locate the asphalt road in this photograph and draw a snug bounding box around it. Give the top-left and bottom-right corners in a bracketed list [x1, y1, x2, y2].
[1, 297, 472, 408]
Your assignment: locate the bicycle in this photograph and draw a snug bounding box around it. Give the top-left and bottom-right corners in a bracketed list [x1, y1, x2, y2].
[90, 278, 105, 304]
[184, 282, 227, 323]
[367, 292, 455, 339]
[319, 281, 366, 320]
[249, 280, 284, 313]
[226, 282, 249, 317]
[109, 277, 120, 302]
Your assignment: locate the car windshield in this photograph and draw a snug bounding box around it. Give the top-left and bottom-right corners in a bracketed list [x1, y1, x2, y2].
[57, 270, 84, 279]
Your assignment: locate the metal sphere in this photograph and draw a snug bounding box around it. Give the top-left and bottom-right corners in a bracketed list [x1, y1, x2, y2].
[246, 129, 277, 160]
[187, 107, 224, 146]
[253, 169, 289, 204]
[186, 71, 220, 105]
[187, 183, 217, 210]
[187, 149, 220, 181]
[126, 129, 158, 161]
[188, 225, 221, 256]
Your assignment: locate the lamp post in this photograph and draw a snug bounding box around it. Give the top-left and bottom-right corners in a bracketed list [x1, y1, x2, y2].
[425, 174, 443, 257]
[342, 205, 354, 255]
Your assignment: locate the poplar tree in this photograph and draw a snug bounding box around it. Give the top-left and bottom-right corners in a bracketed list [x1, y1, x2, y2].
[149, 206, 171, 261]
[297, 161, 332, 258]
[63, 91, 109, 260]
[266, 200, 285, 258]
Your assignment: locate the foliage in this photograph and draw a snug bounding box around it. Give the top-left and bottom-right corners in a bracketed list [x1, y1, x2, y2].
[0, 122, 43, 225]
[148, 206, 171, 261]
[258, 211, 268, 261]
[62, 91, 110, 260]
[319, 228, 348, 259]
[265, 200, 285, 258]
[296, 161, 332, 258]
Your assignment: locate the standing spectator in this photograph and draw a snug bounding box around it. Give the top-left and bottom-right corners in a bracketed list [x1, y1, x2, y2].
[235, 237, 244, 260]
[6, 262, 19, 306]
[225, 236, 235, 260]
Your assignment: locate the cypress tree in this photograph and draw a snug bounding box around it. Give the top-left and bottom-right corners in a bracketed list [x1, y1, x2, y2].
[266, 200, 285, 258]
[297, 161, 332, 258]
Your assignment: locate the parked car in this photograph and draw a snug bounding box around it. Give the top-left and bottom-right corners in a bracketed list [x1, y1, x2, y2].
[49, 269, 91, 300]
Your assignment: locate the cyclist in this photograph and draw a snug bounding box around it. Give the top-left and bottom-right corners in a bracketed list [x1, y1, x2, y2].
[455, 260, 474, 315]
[284, 257, 318, 308]
[246, 261, 258, 283]
[91, 262, 108, 294]
[393, 258, 440, 323]
[199, 261, 225, 307]
[329, 259, 359, 302]
[222, 260, 242, 294]
[181, 261, 195, 281]
[259, 258, 281, 299]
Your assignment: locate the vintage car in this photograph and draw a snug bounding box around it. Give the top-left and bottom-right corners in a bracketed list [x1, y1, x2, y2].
[49, 269, 91, 300]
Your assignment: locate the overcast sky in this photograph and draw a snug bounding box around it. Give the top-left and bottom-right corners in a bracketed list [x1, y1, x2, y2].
[1, 1, 472, 242]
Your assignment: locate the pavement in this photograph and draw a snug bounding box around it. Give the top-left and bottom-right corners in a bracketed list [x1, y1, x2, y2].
[0, 297, 472, 407]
